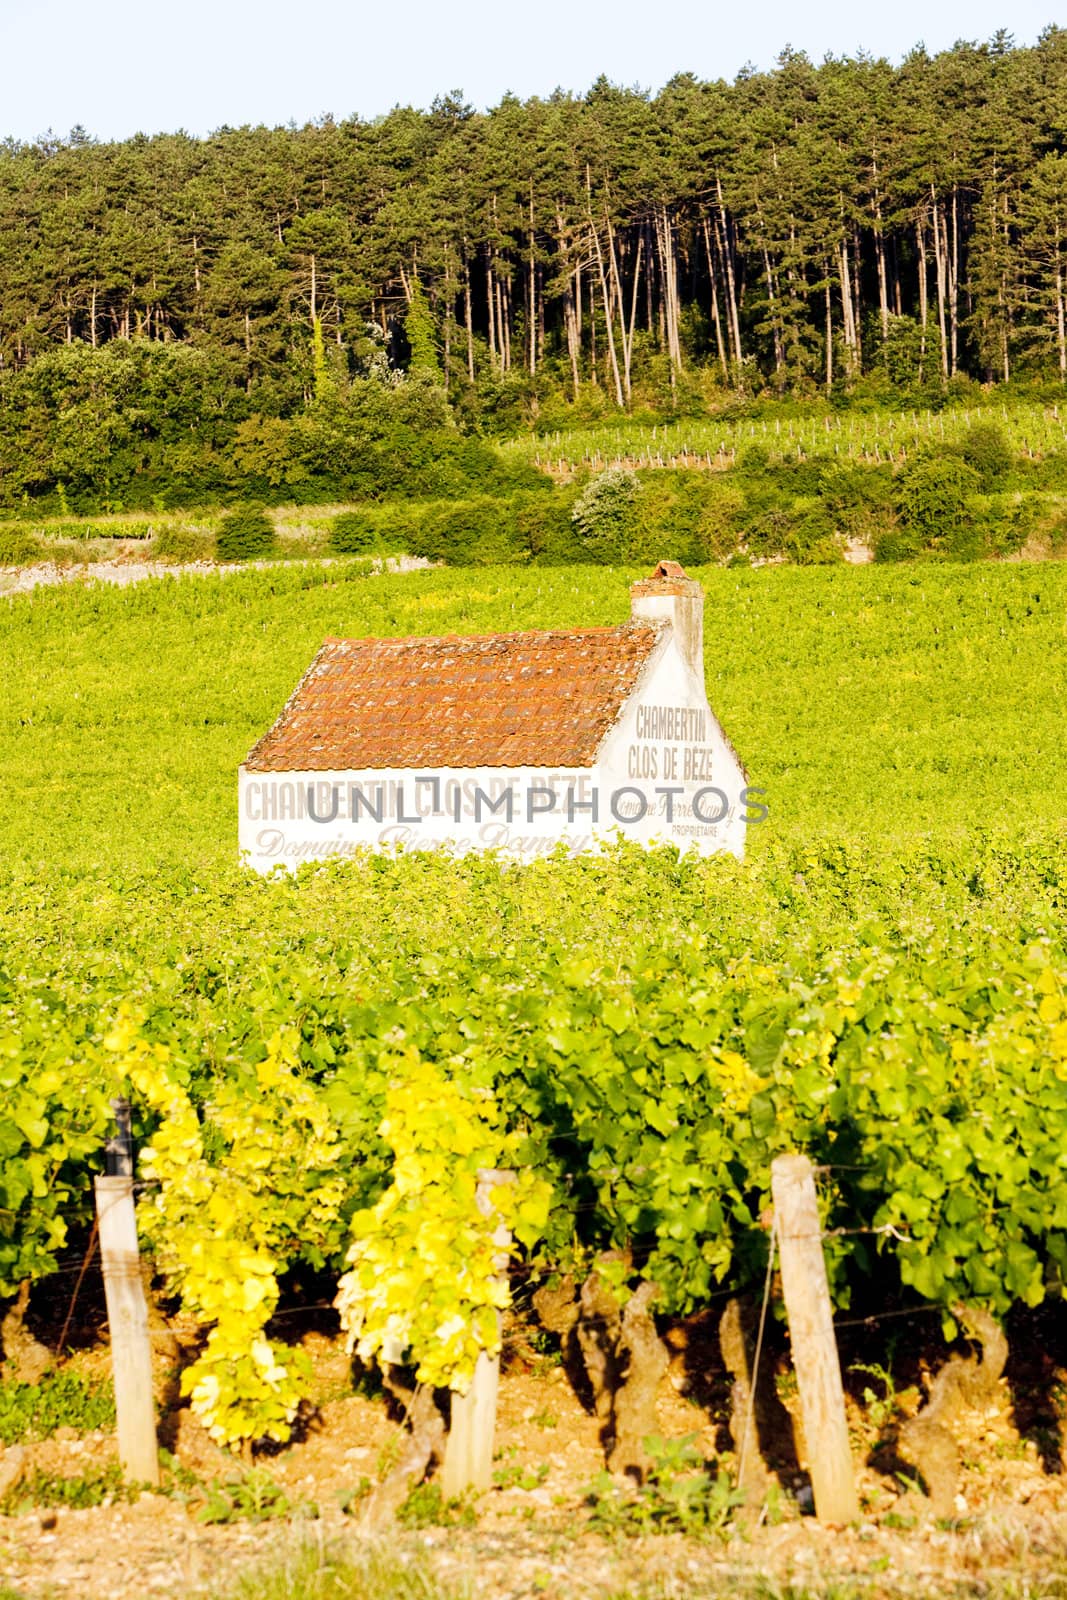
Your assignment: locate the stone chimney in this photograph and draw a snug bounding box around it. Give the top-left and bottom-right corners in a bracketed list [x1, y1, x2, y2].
[630, 560, 705, 686]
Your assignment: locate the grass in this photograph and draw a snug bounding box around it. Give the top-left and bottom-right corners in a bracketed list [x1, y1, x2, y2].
[0, 560, 1064, 876]
[205, 1536, 1067, 1600]
[213, 1539, 468, 1600]
[0, 1372, 115, 1445]
[0, 1464, 128, 1515]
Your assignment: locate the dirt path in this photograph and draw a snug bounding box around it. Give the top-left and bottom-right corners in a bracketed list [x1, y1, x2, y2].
[0, 554, 433, 598]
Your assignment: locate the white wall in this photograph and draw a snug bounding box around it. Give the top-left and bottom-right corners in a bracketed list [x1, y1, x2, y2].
[594, 630, 748, 859]
[238, 634, 750, 871]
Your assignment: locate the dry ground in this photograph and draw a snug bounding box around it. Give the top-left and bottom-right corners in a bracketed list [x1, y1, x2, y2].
[2, 1318, 1067, 1600]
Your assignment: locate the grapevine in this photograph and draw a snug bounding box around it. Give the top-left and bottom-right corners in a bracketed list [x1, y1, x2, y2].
[106, 1006, 347, 1446]
[0, 837, 1064, 1454]
[335, 1050, 551, 1392]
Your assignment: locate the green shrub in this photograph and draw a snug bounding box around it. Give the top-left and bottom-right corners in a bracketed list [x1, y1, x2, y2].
[571, 467, 640, 563]
[331, 512, 385, 557]
[776, 454, 831, 496]
[0, 527, 42, 565]
[743, 507, 794, 560]
[1026, 449, 1067, 491]
[818, 467, 896, 551]
[957, 422, 1013, 487]
[153, 525, 212, 564]
[514, 489, 579, 563]
[1046, 505, 1067, 555]
[897, 455, 980, 545]
[735, 443, 771, 476]
[984, 498, 1035, 557]
[410, 497, 527, 565]
[633, 471, 741, 566]
[873, 524, 925, 562]
[689, 482, 747, 564]
[743, 502, 840, 565]
[940, 522, 986, 561]
[216, 506, 275, 562]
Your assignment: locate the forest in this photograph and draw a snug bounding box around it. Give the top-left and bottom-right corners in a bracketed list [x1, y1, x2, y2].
[1, 30, 1066, 511]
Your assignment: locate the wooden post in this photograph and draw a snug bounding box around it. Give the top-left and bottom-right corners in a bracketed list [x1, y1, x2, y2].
[95, 1100, 159, 1487]
[105, 1096, 134, 1178]
[771, 1153, 858, 1526]
[441, 1169, 514, 1498]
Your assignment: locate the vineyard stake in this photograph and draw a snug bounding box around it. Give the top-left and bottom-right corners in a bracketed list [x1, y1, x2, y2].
[770, 1153, 858, 1526]
[441, 1168, 514, 1497]
[95, 1098, 160, 1487]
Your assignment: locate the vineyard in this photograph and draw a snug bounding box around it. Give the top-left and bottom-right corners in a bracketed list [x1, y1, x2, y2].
[504, 401, 1067, 476]
[1, 560, 1067, 1594]
[2, 561, 1065, 871]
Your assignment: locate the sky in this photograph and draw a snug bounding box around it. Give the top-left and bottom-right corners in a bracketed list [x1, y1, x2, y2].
[0, 0, 1059, 144]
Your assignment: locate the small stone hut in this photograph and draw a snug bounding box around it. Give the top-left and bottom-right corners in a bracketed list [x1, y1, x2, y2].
[238, 561, 751, 871]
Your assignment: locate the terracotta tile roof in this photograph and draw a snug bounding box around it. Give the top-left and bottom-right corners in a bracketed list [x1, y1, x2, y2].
[244, 623, 665, 773]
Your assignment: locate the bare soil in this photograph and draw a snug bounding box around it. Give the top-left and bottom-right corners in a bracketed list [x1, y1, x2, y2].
[2, 1311, 1067, 1600]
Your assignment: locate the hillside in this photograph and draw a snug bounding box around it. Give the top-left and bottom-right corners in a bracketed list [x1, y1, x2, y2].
[2, 33, 1067, 515]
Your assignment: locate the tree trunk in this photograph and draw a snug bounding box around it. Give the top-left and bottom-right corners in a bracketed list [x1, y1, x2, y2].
[701, 216, 728, 380]
[764, 244, 784, 377]
[931, 190, 949, 379]
[644, 221, 655, 333]
[586, 167, 625, 406]
[851, 224, 864, 369]
[590, 262, 597, 384]
[824, 265, 833, 395]
[486, 253, 497, 370]
[1002, 190, 1012, 383]
[715, 175, 743, 370]
[528, 191, 537, 375]
[1056, 245, 1067, 382]
[916, 216, 929, 383]
[949, 186, 960, 376]
[839, 239, 856, 372]
[656, 205, 683, 379]
[443, 266, 452, 389]
[606, 211, 635, 403]
[875, 234, 889, 339]
[463, 253, 475, 381]
[626, 234, 643, 395]
[564, 272, 581, 399]
[500, 274, 512, 371]
[872, 157, 889, 339]
[589, 218, 625, 407]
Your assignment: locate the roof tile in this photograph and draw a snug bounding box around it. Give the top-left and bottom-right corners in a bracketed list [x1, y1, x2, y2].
[244, 623, 664, 773]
